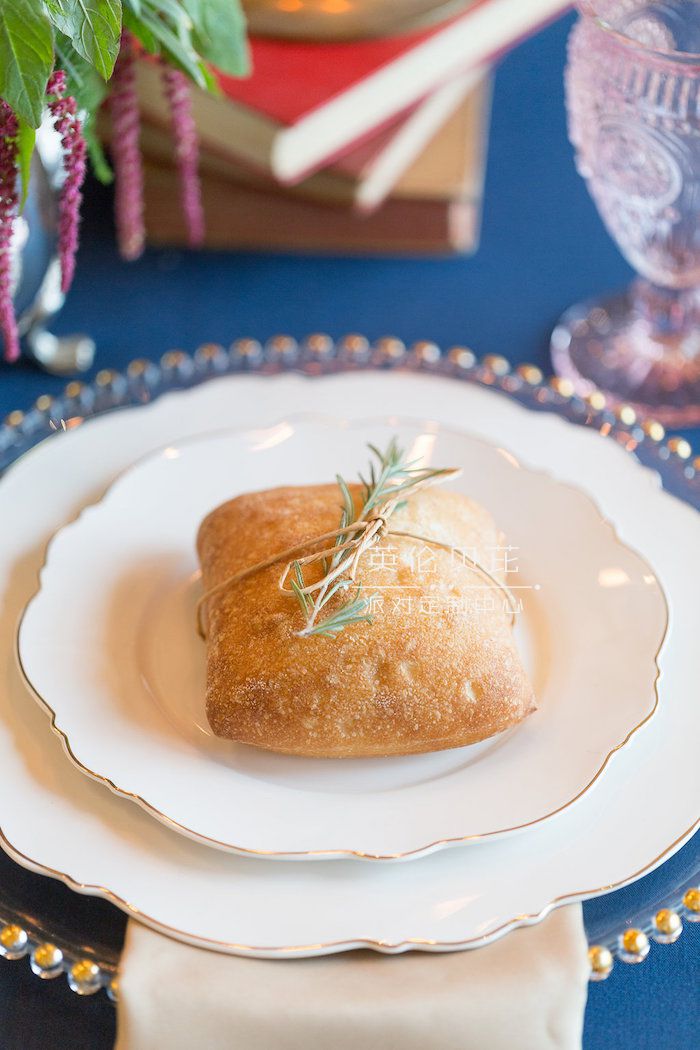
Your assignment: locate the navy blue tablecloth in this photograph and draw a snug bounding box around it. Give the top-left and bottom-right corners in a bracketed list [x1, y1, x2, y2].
[0, 12, 697, 1049]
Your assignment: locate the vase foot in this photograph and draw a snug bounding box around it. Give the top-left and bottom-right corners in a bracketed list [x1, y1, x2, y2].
[551, 287, 700, 427]
[25, 327, 96, 375]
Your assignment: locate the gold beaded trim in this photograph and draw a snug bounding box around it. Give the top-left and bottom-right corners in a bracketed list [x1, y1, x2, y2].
[0, 917, 116, 998]
[2, 881, 698, 995]
[3, 347, 693, 468]
[587, 891, 700, 981]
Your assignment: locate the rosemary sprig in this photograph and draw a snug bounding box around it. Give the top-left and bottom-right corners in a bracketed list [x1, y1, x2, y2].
[290, 439, 453, 638]
[359, 439, 455, 515]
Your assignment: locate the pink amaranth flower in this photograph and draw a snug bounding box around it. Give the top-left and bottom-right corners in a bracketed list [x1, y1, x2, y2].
[0, 101, 20, 363]
[111, 32, 145, 260]
[46, 70, 87, 294]
[161, 66, 204, 247]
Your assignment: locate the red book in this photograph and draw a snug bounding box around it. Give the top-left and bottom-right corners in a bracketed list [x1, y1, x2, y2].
[214, 0, 568, 182]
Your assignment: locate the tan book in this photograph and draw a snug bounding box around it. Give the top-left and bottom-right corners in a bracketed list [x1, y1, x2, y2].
[142, 160, 478, 255]
[127, 60, 489, 212]
[133, 78, 490, 213]
[394, 76, 491, 201]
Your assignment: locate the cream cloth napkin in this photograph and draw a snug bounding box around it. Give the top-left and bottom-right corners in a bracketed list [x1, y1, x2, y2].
[115, 905, 588, 1050]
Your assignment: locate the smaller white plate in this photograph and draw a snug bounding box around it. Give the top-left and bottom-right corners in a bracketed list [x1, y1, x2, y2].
[17, 417, 667, 861]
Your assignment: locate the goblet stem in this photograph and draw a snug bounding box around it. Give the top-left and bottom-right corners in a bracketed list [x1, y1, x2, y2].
[552, 280, 700, 424]
[632, 281, 700, 341]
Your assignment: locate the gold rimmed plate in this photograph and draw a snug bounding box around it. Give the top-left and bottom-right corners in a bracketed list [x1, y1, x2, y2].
[16, 415, 668, 861]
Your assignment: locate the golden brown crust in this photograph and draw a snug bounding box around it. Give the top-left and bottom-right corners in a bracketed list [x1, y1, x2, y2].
[196, 484, 535, 757]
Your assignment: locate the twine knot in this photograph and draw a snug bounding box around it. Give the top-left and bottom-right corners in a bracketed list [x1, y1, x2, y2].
[367, 515, 389, 538]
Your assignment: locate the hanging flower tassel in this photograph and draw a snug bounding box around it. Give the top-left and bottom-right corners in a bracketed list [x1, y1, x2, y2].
[111, 32, 145, 261]
[46, 71, 87, 295]
[161, 66, 204, 247]
[0, 101, 20, 364]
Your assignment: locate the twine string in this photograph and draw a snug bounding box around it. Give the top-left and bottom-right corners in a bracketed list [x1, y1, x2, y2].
[196, 465, 517, 639]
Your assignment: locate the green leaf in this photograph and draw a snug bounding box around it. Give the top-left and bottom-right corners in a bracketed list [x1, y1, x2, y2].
[135, 0, 194, 42]
[122, 0, 246, 91]
[136, 0, 191, 25]
[123, 2, 186, 59]
[197, 59, 219, 95]
[0, 1, 54, 128]
[16, 118, 35, 209]
[122, 7, 158, 53]
[183, 0, 249, 76]
[156, 0, 195, 25]
[46, 0, 122, 80]
[55, 36, 108, 119]
[135, 8, 207, 88]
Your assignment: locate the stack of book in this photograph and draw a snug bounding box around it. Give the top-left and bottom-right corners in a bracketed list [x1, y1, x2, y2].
[122, 0, 568, 255]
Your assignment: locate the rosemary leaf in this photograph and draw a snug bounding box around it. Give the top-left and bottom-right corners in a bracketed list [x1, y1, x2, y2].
[290, 561, 311, 617]
[300, 588, 373, 638]
[336, 473, 355, 524]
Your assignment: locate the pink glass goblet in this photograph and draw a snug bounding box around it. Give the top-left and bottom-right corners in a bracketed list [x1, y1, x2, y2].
[552, 1, 700, 425]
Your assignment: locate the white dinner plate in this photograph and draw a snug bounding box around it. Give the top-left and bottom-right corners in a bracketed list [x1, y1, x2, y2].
[17, 418, 667, 860]
[0, 370, 697, 956]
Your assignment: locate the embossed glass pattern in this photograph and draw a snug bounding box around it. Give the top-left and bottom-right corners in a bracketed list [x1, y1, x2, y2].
[552, 0, 700, 424]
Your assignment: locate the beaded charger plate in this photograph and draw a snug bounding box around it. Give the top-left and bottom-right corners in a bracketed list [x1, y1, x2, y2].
[0, 340, 698, 1000]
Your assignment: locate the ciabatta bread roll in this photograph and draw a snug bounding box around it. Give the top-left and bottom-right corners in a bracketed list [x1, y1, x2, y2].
[196, 482, 535, 757]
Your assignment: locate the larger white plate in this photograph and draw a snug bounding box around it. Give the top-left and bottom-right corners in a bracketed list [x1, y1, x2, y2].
[0, 371, 698, 956]
[17, 419, 667, 860]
